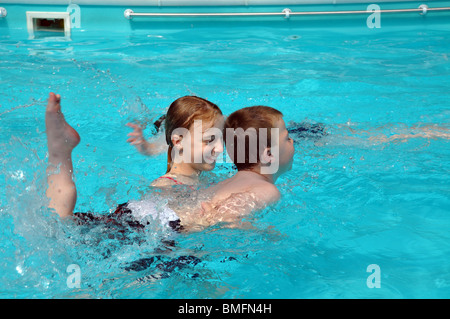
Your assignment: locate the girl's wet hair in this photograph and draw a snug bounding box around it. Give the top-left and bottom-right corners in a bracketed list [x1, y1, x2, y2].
[164, 96, 222, 173]
[224, 105, 283, 171]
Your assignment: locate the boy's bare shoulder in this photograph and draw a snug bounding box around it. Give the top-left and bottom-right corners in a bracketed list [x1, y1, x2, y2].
[252, 181, 281, 204]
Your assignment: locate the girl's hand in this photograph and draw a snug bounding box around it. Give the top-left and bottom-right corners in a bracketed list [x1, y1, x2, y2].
[126, 122, 156, 155]
[126, 122, 145, 145]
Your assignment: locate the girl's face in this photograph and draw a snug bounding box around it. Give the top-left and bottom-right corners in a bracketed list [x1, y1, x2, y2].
[186, 115, 225, 172]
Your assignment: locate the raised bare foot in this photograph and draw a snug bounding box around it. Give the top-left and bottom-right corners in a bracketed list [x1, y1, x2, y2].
[45, 92, 80, 162]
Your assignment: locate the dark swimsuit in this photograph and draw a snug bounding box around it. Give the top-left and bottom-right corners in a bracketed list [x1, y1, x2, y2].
[74, 202, 183, 233]
[74, 176, 187, 233]
[73, 176, 201, 276]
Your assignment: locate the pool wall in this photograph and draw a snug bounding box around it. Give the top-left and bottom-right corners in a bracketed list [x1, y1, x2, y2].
[1, 1, 450, 38]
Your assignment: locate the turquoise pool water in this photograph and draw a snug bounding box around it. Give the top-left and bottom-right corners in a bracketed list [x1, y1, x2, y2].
[1, 18, 449, 298]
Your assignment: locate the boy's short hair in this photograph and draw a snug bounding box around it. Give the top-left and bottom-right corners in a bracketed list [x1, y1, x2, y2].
[224, 106, 283, 171]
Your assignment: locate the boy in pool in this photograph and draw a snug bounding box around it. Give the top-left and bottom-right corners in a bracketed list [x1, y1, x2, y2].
[179, 105, 295, 229]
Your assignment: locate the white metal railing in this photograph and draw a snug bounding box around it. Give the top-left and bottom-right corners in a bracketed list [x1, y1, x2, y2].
[2, 0, 442, 5]
[124, 5, 450, 19]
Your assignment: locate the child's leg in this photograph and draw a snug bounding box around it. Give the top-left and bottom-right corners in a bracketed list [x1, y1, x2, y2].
[45, 93, 80, 218]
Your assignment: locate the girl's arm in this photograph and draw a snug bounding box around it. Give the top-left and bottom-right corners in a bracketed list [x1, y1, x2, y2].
[126, 122, 166, 156]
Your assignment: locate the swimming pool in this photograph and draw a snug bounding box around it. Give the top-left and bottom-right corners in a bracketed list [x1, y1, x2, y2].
[1, 1, 449, 299]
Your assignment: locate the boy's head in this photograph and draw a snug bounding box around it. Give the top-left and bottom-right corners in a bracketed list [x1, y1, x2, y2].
[224, 106, 294, 175]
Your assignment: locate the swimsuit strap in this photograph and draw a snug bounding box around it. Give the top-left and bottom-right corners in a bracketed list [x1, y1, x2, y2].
[158, 176, 197, 190]
[158, 176, 185, 185]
